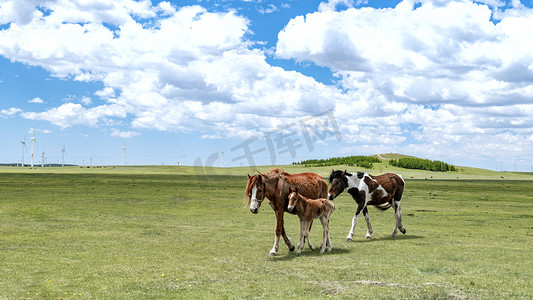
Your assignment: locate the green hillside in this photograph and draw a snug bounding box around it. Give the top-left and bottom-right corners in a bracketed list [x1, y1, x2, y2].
[1, 153, 532, 180]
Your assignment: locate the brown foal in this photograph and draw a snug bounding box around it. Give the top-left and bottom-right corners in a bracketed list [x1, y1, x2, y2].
[287, 187, 335, 255]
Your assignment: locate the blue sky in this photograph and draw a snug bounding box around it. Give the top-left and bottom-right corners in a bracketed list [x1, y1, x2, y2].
[1, 0, 533, 171]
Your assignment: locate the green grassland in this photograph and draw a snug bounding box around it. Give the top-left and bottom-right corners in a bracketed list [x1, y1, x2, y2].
[0, 164, 532, 299]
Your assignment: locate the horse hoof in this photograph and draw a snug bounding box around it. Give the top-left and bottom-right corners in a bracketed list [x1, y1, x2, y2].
[310, 246, 315, 251]
[289, 245, 295, 251]
[296, 251, 302, 256]
[320, 250, 325, 254]
[365, 235, 372, 240]
[269, 251, 277, 257]
[346, 237, 352, 242]
[400, 228, 406, 234]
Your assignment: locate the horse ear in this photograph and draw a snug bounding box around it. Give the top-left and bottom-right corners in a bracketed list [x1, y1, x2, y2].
[294, 187, 299, 194]
[342, 170, 346, 176]
[288, 187, 293, 193]
[248, 174, 251, 179]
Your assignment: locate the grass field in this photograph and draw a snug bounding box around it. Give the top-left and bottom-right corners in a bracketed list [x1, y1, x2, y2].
[1, 166, 532, 299]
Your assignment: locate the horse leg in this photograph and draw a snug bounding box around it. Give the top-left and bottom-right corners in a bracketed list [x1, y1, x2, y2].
[304, 219, 314, 251]
[327, 217, 332, 252]
[281, 225, 295, 252]
[305, 220, 314, 249]
[346, 201, 365, 241]
[319, 216, 328, 254]
[306, 219, 315, 251]
[363, 206, 373, 239]
[297, 219, 305, 256]
[391, 200, 406, 237]
[398, 201, 406, 234]
[270, 210, 284, 256]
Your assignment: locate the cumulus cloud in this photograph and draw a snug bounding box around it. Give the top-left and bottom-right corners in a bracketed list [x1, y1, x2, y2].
[21, 102, 126, 129]
[276, 0, 533, 162]
[1, 0, 533, 167]
[81, 96, 92, 105]
[0, 1, 339, 138]
[258, 4, 279, 15]
[278, 0, 533, 106]
[0, 107, 22, 118]
[28, 97, 44, 103]
[110, 128, 140, 138]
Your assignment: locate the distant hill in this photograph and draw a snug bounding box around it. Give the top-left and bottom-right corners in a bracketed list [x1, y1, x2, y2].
[295, 153, 457, 172]
[0, 163, 77, 167]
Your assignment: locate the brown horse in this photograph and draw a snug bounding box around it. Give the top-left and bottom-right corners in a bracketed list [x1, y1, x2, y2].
[328, 170, 405, 240]
[287, 187, 334, 255]
[245, 168, 328, 256]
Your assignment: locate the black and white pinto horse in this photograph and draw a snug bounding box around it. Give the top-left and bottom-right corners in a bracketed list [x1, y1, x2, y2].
[328, 170, 406, 241]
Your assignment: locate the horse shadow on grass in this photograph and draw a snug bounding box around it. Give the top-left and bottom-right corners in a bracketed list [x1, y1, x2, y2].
[350, 234, 424, 244]
[269, 247, 352, 261]
[269, 235, 424, 260]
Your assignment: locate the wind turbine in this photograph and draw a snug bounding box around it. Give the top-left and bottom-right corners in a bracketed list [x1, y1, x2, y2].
[62, 144, 66, 167]
[20, 135, 27, 167]
[221, 149, 225, 167]
[30, 129, 37, 167]
[41, 151, 45, 168]
[122, 141, 127, 166]
[182, 150, 185, 166]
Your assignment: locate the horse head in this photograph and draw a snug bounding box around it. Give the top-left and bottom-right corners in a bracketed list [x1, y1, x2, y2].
[328, 169, 349, 200]
[287, 187, 299, 213]
[246, 173, 266, 214]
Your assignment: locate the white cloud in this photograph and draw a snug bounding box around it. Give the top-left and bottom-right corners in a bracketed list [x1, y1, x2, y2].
[2, 0, 533, 167]
[276, 0, 533, 160]
[28, 97, 44, 103]
[157, 1, 176, 16]
[258, 4, 279, 15]
[21, 102, 126, 129]
[318, 0, 356, 12]
[95, 87, 115, 99]
[0, 107, 22, 118]
[81, 96, 92, 105]
[0, 1, 342, 139]
[110, 128, 140, 138]
[277, 0, 533, 106]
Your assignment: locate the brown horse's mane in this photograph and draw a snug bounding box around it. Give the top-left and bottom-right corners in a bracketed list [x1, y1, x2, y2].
[244, 174, 258, 207]
[244, 168, 328, 208]
[243, 168, 287, 207]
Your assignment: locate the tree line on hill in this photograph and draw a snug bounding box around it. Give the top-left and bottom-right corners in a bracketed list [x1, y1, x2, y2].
[388, 157, 456, 172]
[294, 156, 380, 169]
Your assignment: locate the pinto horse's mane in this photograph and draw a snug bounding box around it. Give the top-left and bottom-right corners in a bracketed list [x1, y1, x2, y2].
[328, 170, 353, 183]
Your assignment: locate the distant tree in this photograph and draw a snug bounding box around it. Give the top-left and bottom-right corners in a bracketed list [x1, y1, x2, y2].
[389, 157, 456, 172]
[295, 156, 380, 168]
